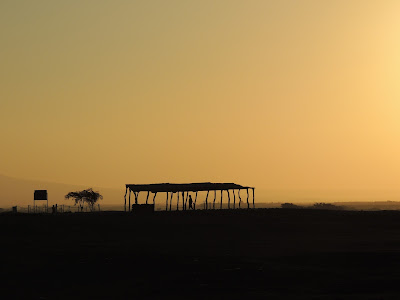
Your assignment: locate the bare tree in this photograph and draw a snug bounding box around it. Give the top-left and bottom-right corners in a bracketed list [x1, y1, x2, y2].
[65, 188, 103, 212]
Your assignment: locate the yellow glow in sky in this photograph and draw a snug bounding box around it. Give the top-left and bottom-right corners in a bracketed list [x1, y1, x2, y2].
[1, 0, 400, 198]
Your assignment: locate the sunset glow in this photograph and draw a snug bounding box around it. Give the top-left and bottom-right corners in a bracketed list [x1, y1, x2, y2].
[1, 1, 400, 204]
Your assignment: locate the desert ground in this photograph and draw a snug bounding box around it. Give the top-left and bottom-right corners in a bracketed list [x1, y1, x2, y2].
[2, 209, 400, 299]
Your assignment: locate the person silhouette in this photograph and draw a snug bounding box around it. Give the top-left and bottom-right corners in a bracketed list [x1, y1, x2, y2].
[188, 195, 193, 210]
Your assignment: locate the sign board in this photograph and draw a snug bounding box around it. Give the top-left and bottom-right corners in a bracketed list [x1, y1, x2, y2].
[34, 190, 48, 200]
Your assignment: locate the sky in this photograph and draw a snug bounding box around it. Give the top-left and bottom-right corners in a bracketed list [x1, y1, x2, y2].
[1, 0, 400, 200]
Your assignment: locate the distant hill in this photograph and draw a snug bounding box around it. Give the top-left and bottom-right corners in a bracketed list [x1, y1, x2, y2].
[0, 174, 123, 208]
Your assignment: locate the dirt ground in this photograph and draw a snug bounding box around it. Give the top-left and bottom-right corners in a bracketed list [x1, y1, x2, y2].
[2, 209, 400, 299]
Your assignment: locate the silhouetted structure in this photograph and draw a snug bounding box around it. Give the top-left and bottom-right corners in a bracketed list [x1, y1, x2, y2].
[131, 203, 155, 214]
[124, 182, 255, 212]
[34, 190, 48, 213]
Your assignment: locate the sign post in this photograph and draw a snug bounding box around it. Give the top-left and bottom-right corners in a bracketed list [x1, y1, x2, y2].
[34, 190, 48, 213]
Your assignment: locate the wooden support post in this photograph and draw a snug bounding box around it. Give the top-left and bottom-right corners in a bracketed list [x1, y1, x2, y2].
[153, 192, 157, 204]
[146, 191, 150, 204]
[205, 191, 209, 210]
[238, 190, 242, 208]
[170, 192, 173, 211]
[252, 188, 255, 208]
[233, 190, 236, 209]
[132, 192, 136, 211]
[182, 192, 185, 210]
[128, 189, 131, 212]
[246, 189, 250, 209]
[166, 192, 169, 211]
[177, 192, 180, 211]
[213, 190, 216, 209]
[185, 192, 189, 211]
[194, 191, 198, 210]
[220, 190, 223, 210]
[227, 190, 231, 209]
[124, 187, 128, 212]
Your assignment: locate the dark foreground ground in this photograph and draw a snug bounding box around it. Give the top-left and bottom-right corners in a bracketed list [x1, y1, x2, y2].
[2, 209, 400, 299]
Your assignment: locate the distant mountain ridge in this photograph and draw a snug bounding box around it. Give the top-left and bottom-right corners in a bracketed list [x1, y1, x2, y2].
[0, 174, 123, 208]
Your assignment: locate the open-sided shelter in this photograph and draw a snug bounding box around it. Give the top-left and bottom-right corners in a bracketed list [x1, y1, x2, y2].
[124, 182, 255, 212]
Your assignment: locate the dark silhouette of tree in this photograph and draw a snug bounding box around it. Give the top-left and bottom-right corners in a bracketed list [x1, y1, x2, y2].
[65, 188, 103, 212]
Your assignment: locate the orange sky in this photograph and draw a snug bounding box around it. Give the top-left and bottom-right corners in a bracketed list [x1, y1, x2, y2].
[1, 1, 400, 198]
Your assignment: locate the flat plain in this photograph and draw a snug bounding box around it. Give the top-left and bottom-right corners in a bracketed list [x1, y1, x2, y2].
[2, 209, 400, 299]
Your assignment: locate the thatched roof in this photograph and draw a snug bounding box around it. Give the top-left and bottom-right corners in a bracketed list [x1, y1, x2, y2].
[126, 182, 253, 193]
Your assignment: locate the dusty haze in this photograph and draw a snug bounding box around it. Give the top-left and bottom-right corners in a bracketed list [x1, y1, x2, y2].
[1, 1, 400, 201]
[2, 174, 400, 208]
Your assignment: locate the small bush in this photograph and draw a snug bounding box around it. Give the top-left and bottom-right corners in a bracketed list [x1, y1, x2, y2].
[312, 203, 342, 210]
[281, 203, 303, 209]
